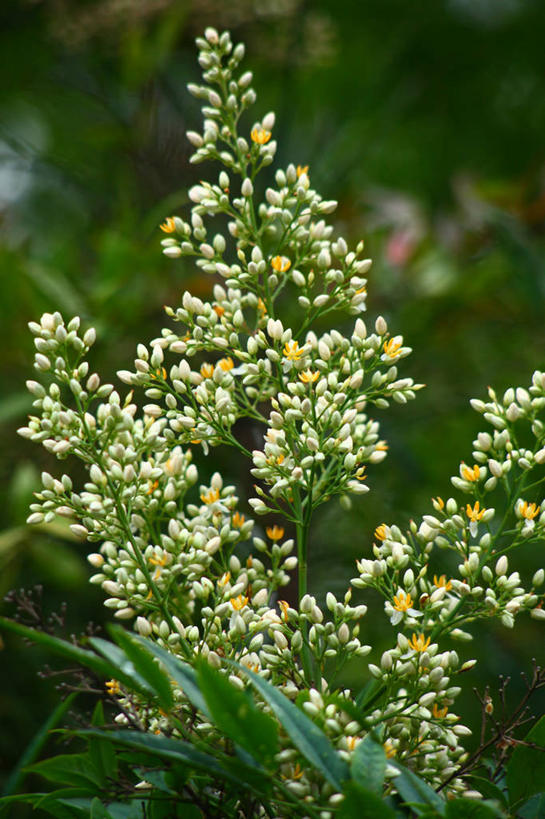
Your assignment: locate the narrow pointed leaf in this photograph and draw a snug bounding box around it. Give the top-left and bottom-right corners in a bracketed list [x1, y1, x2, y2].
[131, 634, 210, 716]
[232, 662, 348, 790]
[197, 660, 278, 765]
[389, 760, 446, 815]
[506, 714, 545, 805]
[109, 626, 174, 711]
[351, 735, 386, 793]
[338, 782, 397, 818]
[0, 618, 149, 697]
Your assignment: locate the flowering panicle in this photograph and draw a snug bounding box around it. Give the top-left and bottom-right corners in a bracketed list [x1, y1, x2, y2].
[18, 25, 545, 812]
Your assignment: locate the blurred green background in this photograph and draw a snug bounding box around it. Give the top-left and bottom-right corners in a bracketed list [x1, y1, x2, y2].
[2, 0, 545, 806]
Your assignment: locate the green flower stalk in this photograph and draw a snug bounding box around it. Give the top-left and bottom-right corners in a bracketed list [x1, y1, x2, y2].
[17, 25, 545, 813]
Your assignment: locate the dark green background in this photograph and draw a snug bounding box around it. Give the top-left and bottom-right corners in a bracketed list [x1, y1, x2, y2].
[2, 0, 545, 807]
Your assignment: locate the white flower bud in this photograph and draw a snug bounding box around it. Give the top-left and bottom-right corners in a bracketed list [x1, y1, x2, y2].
[495, 555, 508, 576]
[135, 616, 152, 637]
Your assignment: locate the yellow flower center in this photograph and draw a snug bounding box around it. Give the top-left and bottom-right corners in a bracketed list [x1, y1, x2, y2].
[232, 511, 245, 528]
[105, 679, 121, 696]
[466, 501, 486, 522]
[296, 165, 309, 177]
[283, 340, 303, 361]
[159, 217, 176, 233]
[218, 356, 234, 372]
[251, 126, 271, 145]
[230, 594, 249, 611]
[520, 500, 540, 520]
[266, 524, 285, 541]
[271, 255, 291, 273]
[375, 524, 387, 541]
[383, 338, 402, 358]
[393, 589, 413, 612]
[433, 703, 449, 719]
[298, 369, 319, 384]
[409, 632, 431, 652]
[433, 574, 452, 591]
[461, 464, 480, 481]
[201, 487, 220, 504]
[200, 363, 214, 378]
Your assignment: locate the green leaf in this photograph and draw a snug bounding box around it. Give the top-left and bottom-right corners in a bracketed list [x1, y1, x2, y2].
[232, 662, 349, 791]
[131, 635, 210, 716]
[197, 660, 278, 765]
[518, 792, 545, 819]
[26, 753, 103, 789]
[445, 798, 506, 818]
[356, 680, 385, 713]
[350, 734, 386, 793]
[0, 618, 150, 698]
[87, 636, 156, 697]
[2, 691, 78, 797]
[465, 777, 508, 807]
[506, 714, 545, 806]
[90, 798, 113, 819]
[389, 760, 446, 816]
[78, 729, 254, 788]
[338, 782, 397, 819]
[109, 626, 174, 712]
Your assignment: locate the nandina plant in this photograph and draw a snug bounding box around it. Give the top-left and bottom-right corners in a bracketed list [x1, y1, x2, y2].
[5, 26, 545, 819]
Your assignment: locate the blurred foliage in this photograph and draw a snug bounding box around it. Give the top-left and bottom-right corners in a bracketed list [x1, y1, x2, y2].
[2, 0, 545, 807]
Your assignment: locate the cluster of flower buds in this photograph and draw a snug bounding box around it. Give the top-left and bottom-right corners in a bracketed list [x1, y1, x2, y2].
[20, 25, 545, 811]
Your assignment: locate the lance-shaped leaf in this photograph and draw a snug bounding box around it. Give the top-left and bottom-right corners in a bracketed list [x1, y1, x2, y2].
[109, 626, 174, 712]
[131, 634, 210, 716]
[197, 660, 278, 766]
[231, 661, 349, 791]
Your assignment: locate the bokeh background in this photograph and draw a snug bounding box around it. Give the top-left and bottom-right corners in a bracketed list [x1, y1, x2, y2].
[2, 0, 545, 808]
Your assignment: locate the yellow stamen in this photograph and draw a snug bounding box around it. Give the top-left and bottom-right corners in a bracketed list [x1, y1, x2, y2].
[466, 501, 486, 522]
[159, 217, 176, 233]
[375, 524, 387, 541]
[383, 338, 402, 358]
[219, 571, 231, 587]
[296, 165, 309, 177]
[520, 500, 540, 520]
[433, 574, 453, 591]
[251, 126, 271, 145]
[232, 511, 245, 528]
[432, 496, 445, 510]
[105, 679, 120, 696]
[266, 524, 284, 541]
[278, 600, 290, 622]
[271, 255, 291, 273]
[393, 589, 413, 612]
[201, 487, 220, 504]
[149, 554, 168, 567]
[218, 357, 234, 372]
[146, 480, 159, 495]
[355, 466, 367, 481]
[283, 340, 303, 361]
[409, 632, 431, 652]
[298, 370, 319, 384]
[461, 464, 480, 482]
[230, 594, 248, 611]
[433, 703, 448, 719]
[200, 363, 214, 378]
[213, 304, 225, 317]
[257, 297, 267, 315]
[150, 367, 167, 380]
